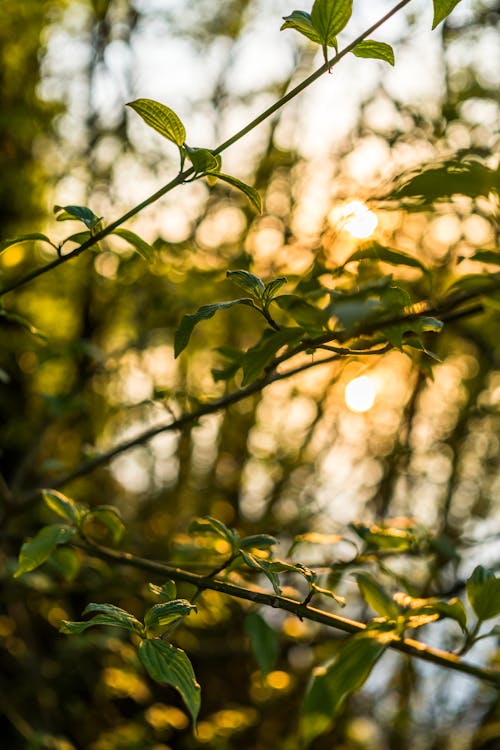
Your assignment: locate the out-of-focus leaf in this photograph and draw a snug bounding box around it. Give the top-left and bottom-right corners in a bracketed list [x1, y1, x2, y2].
[138, 639, 200, 725]
[47, 547, 81, 582]
[388, 160, 499, 205]
[15, 525, 76, 578]
[0, 233, 54, 254]
[239, 534, 277, 551]
[81, 506, 125, 545]
[174, 298, 255, 357]
[188, 516, 240, 549]
[343, 240, 426, 273]
[241, 327, 304, 386]
[301, 632, 386, 746]
[148, 580, 177, 601]
[272, 294, 329, 331]
[42, 489, 83, 525]
[352, 40, 394, 65]
[111, 228, 155, 263]
[355, 572, 400, 619]
[215, 173, 262, 213]
[466, 566, 500, 621]
[126, 99, 186, 147]
[244, 612, 279, 677]
[0, 309, 46, 339]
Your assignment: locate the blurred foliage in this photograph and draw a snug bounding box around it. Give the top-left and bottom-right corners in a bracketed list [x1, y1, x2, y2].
[1, 1, 500, 749]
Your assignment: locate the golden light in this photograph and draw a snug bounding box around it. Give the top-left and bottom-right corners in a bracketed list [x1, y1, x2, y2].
[337, 200, 378, 239]
[344, 375, 377, 413]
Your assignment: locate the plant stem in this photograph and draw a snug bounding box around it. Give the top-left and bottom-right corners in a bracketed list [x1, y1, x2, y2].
[0, 0, 414, 298]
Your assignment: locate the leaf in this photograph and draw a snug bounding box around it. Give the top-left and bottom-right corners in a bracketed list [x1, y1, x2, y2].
[466, 250, 500, 266]
[240, 551, 282, 595]
[62, 231, 92, 246]
[301, 633, 386, 746]
[144, 599, 196, 635]
[184, 145, 220, 174]
[214, 173, 262, 213]
[263, 277, 288, 306]
[42, 489, 84, 525]
[126, 98, 186, 147]
[60, 602, 144, 636]
[244, 613, 279, 677]
[54, 204, 102, 229]
[48, 547, 81, 582]
[292, 532, 343, 548]
[174, 298, 255, 358]
[311, 0, 353, 64]
[14, 525, 76, 578]
[226, 269, 265, 298]
[388, 160, 499, 205]
[188, 516, 240, 549]
[280, 11, 322, 44]
[363, 527, 415, 552]
[138, 639, 201, 725]
[0, 233, 54, 254]
[0, 309, 46, 340]
[271, 294, 329, 331]
[466, 566, 500, 621]
[343, 241, 426, 273]
[241, 327, 304, 386]
[148, 580, 177, 601]
[239, 534, 277, 551]
[352, 40, 394, 65]
[111, 228, 155, 263]
[432, 0, 463, 29]
[383, 317, 443, 349]
[81, 506, 125, 545]
[355, 572, 400, 619]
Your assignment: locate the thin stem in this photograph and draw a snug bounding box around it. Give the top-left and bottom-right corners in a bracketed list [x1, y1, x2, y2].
[0, 0, 415, 298]
[78, 538, 500, 688]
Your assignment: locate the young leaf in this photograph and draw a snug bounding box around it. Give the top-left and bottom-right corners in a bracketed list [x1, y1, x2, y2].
[271, 294, 329, 331]
[14, 525, 76, 578]
[311, 0, 353, 64]
[244, 612, 279, 677]
[262, 277, 287, 306]
[240, 551, 282, 595]
[148, 580, 177, 601]
[241, 327, 304, 386]
[144, 599, 196, 635]
[111, 228, 155, 263]
[54, 204, 102, 229]
[184, 145, 220, 174]
[301, 633, 386, 746]
[174, 298, 255, 358]
[61, 603, 144, 635]
[48, 547, 81, 582]
[0, 309, 46, 340]
[214, 173, 262, 213]
[432, 0, 463, 29]
[80, 506, 125, 545]
[355, 572, 400, 619]
[226, 269, 265, 298]
[239, 534, 277, 551]
[466, 566, 500, 621]
[188, 515, 240, 549]
[352, 40, 395, 65]
[126, 99, 186, 147]
[280, 11, 322, 44]
[138, 639, 201, 725]
[0, 233, 55, 254]
[42, 489, 84, 525]
[388, 160, 498, 205]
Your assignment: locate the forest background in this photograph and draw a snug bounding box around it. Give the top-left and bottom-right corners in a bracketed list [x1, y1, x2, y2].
[1, 1, 500, 749]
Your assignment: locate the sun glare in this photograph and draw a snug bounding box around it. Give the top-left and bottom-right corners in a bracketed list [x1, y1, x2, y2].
[336, 200, 379, 239]
[345, 375, 376, 413]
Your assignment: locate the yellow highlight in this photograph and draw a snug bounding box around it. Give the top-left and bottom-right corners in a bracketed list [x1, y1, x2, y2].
[145, 704, 188, 731]
[265, 670, 292, 690]
[345, 375, 376, 413]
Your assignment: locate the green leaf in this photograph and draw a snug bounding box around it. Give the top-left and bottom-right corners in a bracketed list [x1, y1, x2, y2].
[81, 506, 125, 545]
[363, 527, 415, 552]
[148, 580, 177, 601]
[241, 327, 304, 386]
[138, 639, 201, 725]
[0, 309, 46, 340]
[214, 173, 262, 213]
[301, 633, 386, 746]
[188, 516, 240, 549]
[14, 524, 76, 578]
[174, 298, 255, 358]
[352, 40, 394, 65]
[383, 317, 443, 349]
[48, 547, 81, 582]
[226, 269, 265, 298]
[432, 0, 463, 29]
[111, 228, 155, 263]
[465, 250, 500, 266]
[389, 160, 499, 205]
[271, 294, 329, 331]
[240, 551, 282, 595]
[466, 566, 500, 621]
[311, 0, 353, 64]
[126, 98, 186, 147]
[144, 599, 196, 635]
[0, 233, 55, 254]
[355, 572, 400, 619]
[263, 277, 288, 306]
[184, 145, 220, 174]
[280, 11, 322, 44]
[239, 534, 277, 551]
[62, 231, 92, 246]
[42, 489, 83, 525]
[60, 602, 144, 636]
[344, 241, 426, 272]
[244, 613, 279, 677]
[54, 204, 102, 229]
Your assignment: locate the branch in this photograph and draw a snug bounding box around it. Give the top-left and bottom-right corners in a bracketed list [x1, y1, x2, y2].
[77, 538, 500, 688]
[0, 0, 415, 298]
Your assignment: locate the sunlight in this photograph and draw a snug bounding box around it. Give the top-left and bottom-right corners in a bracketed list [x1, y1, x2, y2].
[345, 375, 377, 413]
[332, 200, 379, 239]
